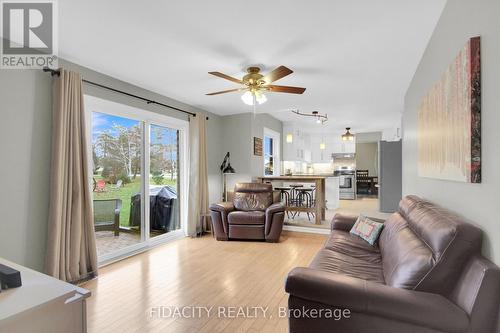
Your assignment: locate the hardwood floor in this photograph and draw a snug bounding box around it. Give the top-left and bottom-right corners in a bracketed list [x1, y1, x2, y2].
[81, 231, 327, 333]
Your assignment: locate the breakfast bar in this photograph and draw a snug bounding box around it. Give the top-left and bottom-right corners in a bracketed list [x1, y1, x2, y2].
[257, 176, 326, 225]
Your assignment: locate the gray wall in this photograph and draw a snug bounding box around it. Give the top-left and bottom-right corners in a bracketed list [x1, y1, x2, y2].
[356, 142, 378, 176]
[0, 59, 223, 271]
[220, 113, 283, 190]
[0, 69, 53, 271]
[403, 0, 500, 265]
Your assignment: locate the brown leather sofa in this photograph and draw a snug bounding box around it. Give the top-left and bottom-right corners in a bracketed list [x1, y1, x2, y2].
[210, 183, 285, 242]
[286, 195, 500, 333]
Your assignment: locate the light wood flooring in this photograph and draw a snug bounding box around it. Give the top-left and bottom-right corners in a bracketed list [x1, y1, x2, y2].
[82, 231, 327, 333]
[286, 197, 392, 228]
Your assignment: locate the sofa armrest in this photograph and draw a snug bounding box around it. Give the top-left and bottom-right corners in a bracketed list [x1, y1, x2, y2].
[209, 202, 234, 240]
[209, 202, 234, 213]
[330, 213, 358, 232]
[285, 267, 469, 333]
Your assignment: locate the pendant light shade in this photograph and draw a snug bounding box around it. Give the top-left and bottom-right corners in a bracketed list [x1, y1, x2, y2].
[342, 127, 354, 141]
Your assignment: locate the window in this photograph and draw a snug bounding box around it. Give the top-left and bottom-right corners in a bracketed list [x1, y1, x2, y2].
[263, 128, 280, 176]
[86, 95, 188, 264]
[264, 136, 274, 175]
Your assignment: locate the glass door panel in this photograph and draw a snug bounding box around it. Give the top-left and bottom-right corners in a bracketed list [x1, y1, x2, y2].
[91, 112, 143, 258]
[149, 124, 181, 238]
[264, 136, 274, 175]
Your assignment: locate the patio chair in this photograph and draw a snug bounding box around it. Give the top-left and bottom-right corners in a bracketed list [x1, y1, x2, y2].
[93, 199, 122, 236]
[114, 179, 123, 189]
[95, 179, 107, 192]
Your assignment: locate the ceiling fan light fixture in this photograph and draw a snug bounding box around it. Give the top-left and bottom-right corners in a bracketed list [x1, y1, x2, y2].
[342, 127, 355, 141]
[241, 91, 254, 106]
[255, 91, 267, 104]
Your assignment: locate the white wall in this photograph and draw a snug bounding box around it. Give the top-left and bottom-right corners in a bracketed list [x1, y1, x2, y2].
[403, 0, 500, 264]
[0, 58, 223, 271]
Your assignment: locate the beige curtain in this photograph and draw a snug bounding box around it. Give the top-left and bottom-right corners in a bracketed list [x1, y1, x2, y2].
[45, 69, 98, 282]
[187, 113, 209, 236]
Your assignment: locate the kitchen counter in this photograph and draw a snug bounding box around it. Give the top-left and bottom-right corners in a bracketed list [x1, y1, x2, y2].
[262, 175, 327, 180]
[257, 176, 327, 224]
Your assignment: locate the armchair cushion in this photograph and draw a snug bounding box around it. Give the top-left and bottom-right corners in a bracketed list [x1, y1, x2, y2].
[233, 183, 273, 211]
[286, 267, 469, 333]
[228, 211, 265, 225]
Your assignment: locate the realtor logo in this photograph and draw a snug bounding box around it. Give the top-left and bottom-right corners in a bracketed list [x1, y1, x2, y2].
[1, 0, 58, 69]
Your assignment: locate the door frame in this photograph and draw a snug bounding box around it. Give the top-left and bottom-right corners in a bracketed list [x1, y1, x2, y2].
[84, 95, 189, 266]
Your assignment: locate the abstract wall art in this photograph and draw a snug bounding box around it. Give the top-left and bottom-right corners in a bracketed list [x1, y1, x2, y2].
[418, 36, 481, 183]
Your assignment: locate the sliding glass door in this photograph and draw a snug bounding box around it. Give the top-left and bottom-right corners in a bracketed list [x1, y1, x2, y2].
[86, 95, 188, 264]
[148, 125, 181, 239]
[91, 112, 143, 258]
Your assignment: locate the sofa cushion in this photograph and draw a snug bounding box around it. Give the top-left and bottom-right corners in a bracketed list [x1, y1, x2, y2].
[310, 230, 384, 284]
[233, 183, 273, 211]
[379, 196, 483, 294]
[379, 212, 434, 289]
[228, 211, 265, 225]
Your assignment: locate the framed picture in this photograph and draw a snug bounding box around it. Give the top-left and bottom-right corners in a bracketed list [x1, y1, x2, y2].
[418, 36, 481, 183]
[254, 137, 263, 156]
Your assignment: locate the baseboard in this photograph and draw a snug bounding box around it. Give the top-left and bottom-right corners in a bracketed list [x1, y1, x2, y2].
[283, 225, 330, 235]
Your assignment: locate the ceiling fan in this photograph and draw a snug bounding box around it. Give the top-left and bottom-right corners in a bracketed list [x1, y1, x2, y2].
[206, 66, 306, 106]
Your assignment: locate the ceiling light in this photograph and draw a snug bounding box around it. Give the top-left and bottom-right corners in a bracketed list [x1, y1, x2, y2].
[241, 91, 254, 105]
[291, 109, 328, 124]
[241, 90, 267, 106]
[342, 127, 355, 141]
[286, 134, 293, 143]
[320, 143, 326, 150]
[255, 91, 267, 104]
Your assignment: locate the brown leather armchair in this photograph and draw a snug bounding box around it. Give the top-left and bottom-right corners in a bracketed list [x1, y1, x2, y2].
[210, 183, 285, 242]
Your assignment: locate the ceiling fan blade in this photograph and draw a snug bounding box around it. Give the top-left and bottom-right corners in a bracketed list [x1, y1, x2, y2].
[261, 66, 293, 84]
[205, 88, 243, 96]
[208, 71, 243, 84]
[266, 85, 306, 94]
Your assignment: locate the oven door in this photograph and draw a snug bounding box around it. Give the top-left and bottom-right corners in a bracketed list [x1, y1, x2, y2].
[339, 176, 353, 189]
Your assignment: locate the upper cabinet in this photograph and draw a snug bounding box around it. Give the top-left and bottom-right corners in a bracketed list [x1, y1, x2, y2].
[283, 124, 311, 163]
[283, 124, 356, 162]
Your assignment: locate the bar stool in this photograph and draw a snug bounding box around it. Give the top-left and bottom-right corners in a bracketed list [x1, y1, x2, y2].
[297, 188, 314, 221]
[274, 186, 292, 219]
[274, 186, 291, 206]
[288, 184, 304, 219]
[289, 184, 304, 205]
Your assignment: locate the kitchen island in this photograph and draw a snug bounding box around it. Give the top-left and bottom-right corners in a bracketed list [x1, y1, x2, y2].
[257, 176, 327, 225]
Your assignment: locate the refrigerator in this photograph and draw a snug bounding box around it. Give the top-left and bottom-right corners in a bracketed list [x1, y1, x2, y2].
[378, 140, 402, 213]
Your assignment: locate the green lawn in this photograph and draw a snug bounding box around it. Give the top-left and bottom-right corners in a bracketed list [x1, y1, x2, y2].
[93, 176, 177, 227]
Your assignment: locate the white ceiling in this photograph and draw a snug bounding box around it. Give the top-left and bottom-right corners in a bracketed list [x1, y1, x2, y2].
[58, 0, 446, 133]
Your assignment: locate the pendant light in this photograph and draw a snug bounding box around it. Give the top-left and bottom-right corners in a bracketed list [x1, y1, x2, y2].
[342, 127, 354, 141]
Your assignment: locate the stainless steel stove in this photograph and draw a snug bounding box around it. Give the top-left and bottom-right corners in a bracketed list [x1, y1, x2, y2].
[334, 170, 356, 200]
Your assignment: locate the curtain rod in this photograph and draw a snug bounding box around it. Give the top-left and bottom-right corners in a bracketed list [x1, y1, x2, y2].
[42, 67, 208, 119]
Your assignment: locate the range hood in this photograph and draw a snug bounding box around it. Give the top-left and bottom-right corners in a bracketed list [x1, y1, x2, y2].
[332, 153, 356, 160]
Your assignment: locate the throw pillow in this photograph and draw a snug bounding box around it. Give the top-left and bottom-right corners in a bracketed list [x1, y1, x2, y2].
[350, 215, 384, 245]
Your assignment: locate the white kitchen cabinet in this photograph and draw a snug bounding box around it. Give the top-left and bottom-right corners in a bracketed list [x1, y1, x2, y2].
[0, 258, 90, 333]
[284, 127, 356, 161]
[283, 124, 311, 162]
[325, 177, 340, 209]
